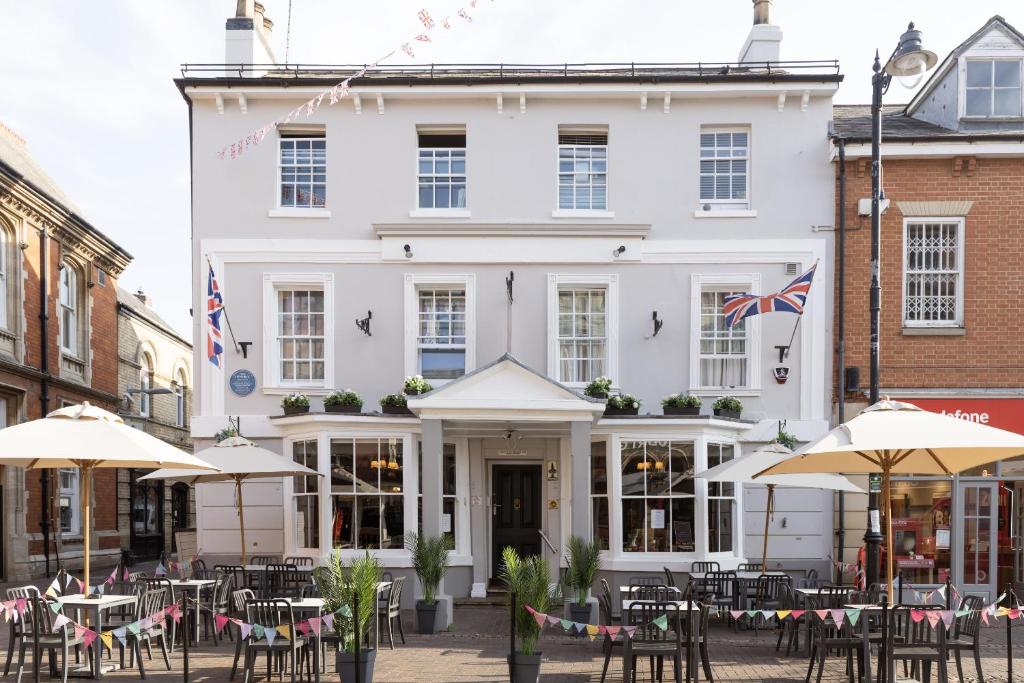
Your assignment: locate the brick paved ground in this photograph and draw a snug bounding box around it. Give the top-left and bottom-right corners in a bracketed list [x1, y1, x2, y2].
[0, 603, 1020, 682]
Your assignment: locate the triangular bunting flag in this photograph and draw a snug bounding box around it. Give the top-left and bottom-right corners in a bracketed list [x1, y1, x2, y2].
[939, 611, 955, 628]
[214, 614, 230, 634]
[623, 626, 636, 638]
[955, 609, 970, 619]
[532, 612, 546, 628]
[760, 610, 775, 621]
[296, 621, 310, 637]
[64, 574, 73, 589]
[113, 627, 127, 647]
[776, 610, 792, 620]
[154, 563, 167, 577]
[910, 610, 925, 623]
[524, 605, 536, 615]
[252, 624, 265, 641]
[127, 622, 141, 636]
[309, 618, 321, 636]
[597, 625, 607, 635]
[573, 622, 586, 635]
[605, 625, 621, 639]
[337, 605, 352, 618]
[99, 632, 113, 651]
[1009, 608, 1020, 620]
[546, 615, 560, 626]
[169, 605, 182, 624]
[276, 625, 291, 641]
[49, 601, 63, 614]
[846, 609, 861, 626]
[814, 610, 829, 622]
[586, 624, 599, 637]
[52, 614, 71, 631]
[652, 614, 669, 631]
[559, 619, 572, 631]
[745, 610, 758, 618]
[322, 614, 334, 631]
[82, 629, 98, 648]
[790, 610, 806, 620]
[240, 623, 253, 640]
[264, 628, 277, 646]
[981, 610, 990, 626]
[830, 609, 846, 626]
[925, 611, 941, 628]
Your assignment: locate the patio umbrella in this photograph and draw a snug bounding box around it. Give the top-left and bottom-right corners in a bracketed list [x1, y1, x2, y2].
[697, 442, 865, 570]
[141, 436, 322, 564]
[0, 402, 218, 591]
[754, 399, 1024, 600]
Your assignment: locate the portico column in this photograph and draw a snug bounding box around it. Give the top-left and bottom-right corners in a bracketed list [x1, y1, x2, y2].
[569, 419, 597, 622]
[420, 418, 452, 627]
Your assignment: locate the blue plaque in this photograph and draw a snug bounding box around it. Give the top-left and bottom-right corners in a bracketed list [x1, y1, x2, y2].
[229, 369, 257, 397]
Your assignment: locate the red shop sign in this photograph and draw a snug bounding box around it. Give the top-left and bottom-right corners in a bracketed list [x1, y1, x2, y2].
[898, 398, 1024, 436]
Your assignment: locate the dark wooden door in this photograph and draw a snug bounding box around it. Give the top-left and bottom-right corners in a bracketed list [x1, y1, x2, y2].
[491, 465, 542, 581]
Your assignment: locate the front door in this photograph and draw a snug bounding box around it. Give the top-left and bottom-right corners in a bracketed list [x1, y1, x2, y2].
[130, 470, 165, 560]
[491, 464, 542, 582]
[957, 482, 999, 599]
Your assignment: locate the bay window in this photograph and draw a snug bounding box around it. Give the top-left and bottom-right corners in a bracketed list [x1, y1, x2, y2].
[591, 440, 609, 550]
[292, 439, 320, 550]
[707, 443, 736, 553]
[330, 437, 405, 550]
[620, 440, 695, 553]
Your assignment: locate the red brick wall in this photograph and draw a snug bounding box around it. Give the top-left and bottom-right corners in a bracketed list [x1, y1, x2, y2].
[835, 156, 1024, 394]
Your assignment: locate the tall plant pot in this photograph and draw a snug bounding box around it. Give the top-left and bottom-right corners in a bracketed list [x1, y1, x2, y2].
[507, 652, 542, 683]
[416, 600, 438, 634]
[337, 648, 376, 683]
[568, 603, 591, 633]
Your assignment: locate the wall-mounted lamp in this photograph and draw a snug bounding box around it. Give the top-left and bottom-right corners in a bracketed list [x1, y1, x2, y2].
[356, 311, 372, 336]
[651, 311, 664, 337]
[612, 245, 626, 258]
[403, 244, 413, 259]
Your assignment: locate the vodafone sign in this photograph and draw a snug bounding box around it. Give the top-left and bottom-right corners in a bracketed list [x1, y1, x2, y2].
[899, 398, 1024, 436]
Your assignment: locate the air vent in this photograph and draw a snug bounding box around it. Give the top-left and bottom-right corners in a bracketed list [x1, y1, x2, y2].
[784, 262, 800, 276]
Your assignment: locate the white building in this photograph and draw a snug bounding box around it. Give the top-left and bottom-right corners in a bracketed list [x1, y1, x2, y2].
[180, 1, 839, 624]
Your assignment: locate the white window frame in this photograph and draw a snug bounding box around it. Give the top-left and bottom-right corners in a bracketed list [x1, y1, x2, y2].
[547, 274, 619, 388]
[403, 274, 476, 385]
[901, 217, 966, 328]
[706, 442, 738, 555]
[262, 272, 335, 393]
[0, 227, 7, 330]
[689, 273, 761, 396]
[959, 57, 1024, 119]
[698, 126, 751, 211]
[411, 128, 470, 217]
[277, 135, 327, 209]
[416, 440, 471, 556]
[139, 353, 153, 417]
[59, 467, 80, 535]
[59, 263, 79, 357]
[291, 438, 321, 551]
[174, 369, 187, 428]
[556, 129, 610, 214]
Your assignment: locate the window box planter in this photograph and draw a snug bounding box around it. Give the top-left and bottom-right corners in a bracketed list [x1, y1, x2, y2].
[712, 397, 743, 420]
[282, 404, 309, 416]
[382, 404, 414, 416]
[663, 406, 701, 416]
[713, 408, 741, 420]
[587, 391, 608, 399]
[325, 403, 361, 414]
[604, 406, 639, 416]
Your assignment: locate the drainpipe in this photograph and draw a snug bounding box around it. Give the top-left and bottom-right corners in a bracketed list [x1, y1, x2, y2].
[38, 227, 52, 577]
[835, 139, 847, 578]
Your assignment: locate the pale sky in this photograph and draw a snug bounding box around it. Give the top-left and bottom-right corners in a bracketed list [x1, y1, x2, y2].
[0, 1, 1016, 336]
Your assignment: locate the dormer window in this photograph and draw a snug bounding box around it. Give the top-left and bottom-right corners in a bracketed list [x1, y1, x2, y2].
[965, 59, 1022, 117]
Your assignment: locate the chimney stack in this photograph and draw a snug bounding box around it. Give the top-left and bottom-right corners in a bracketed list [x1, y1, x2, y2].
[739, 0, 782, 63]
[226, 0, 277, 74]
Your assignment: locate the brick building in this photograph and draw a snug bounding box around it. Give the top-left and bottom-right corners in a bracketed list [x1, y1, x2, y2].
[832, 16, 1024, 599]
[0, 122, 132, 580]
[116, 287, 194, 561]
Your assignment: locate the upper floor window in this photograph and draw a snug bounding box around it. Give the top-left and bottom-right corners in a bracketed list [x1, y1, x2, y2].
[279, 136, 326, 208]
[418, 289, 466, 381]
[417, 131, 466, 210]
[59, 467, 80, 534]
[278, 289, 325, 383]
[139, 352, 154, 417]
[699, 289, 750, 389]
[903, 218, 964, 327]
[174, 368, 188, 428]
[699, 128, 750, 210]
[549, 274, 618, 386]
[965, 59, 1022, 117]
[558, 131, 608, 211]
[59, 262, 81, 357]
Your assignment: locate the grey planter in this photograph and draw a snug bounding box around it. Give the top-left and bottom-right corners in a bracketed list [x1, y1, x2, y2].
[568, 604, 591, 629]
[325, 403, 361, 413]
[282, 405, 309, 415]
[336, 649, 376, 683]
[507, 652, 542, 683]
[713, 408, 742, 419]
[415, 600, 438, 634]
[663, 405, 701, 416]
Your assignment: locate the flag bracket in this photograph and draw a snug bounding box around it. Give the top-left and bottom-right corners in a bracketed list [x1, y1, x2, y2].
[774, 345, 789, 363]
[238, 341, 252, 359]
[355, 311, 372, 336]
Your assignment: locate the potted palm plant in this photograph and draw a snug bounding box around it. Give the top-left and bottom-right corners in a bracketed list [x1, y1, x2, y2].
[500, 547, 551, 683]
[406, 533, 453, 633]
[281, 393, 310, 415]
[661, 393, 702, 416]
[403, 375, 433, 396]
[380, 393, 412, 416]
[324, 389, 363, 414]
[563, 535, 601, 625]
[604, 394, 641, 416]
[712, 396, 743, 420]
[313, 551, 382, 683]
[583, 376, 613, 399]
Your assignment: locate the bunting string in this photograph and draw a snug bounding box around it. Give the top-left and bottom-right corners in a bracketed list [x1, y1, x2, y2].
[218, 0, 496, 161]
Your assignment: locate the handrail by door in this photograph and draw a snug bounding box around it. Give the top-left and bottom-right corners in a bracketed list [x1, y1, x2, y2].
[537, 529, 558, 556]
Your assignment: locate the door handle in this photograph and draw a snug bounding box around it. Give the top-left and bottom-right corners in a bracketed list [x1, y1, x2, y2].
[492, 504, 501, 515]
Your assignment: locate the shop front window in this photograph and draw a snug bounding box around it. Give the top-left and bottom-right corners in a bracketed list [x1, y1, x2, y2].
[885, 479, 953, 585]
[707, 443, 735, 553]
[417, 443, 458, 548]
[331, 437, 405, 550]
[292, 440, 320, 550]
[591, 441, 609, 550]
[620, 440, 694, 553]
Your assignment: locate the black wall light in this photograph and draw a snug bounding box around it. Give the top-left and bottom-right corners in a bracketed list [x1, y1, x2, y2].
[651, 311, 664, 337]
[403, 244, 413, 258]
[612, 245, 626, 257]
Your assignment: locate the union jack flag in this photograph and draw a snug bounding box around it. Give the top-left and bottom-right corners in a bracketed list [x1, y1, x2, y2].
[207, 265, 224, 367]
[723, 263, 817, 328]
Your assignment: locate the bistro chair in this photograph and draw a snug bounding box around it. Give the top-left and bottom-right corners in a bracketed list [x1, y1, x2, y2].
[884, 605, 950, 683]
[265, 564, 305, 599]
[14, 595, 94, 683]
[202, 573, 235, 644]
[599, 579, 620, 624]
[622, 601, 684, 683]
[776, 583, 810, 656]
[738, 562, 765, 572]
[598, 585, 623, 683]
[378, 576, 406, 649]
[702, 571, 737, 620]
[284, 556, 314, 568]
[683, 597, 716, 682]
[189, 558, 208, 575]
[140, 578, 178, 651]
[3, 586, 41, 677]
[241, 599, 310, 683]
[663, 566, 677, 588]
[125, 588, 173, 677]
[128, 572, 148, 583]
[630, 585, 676, 603]
[805, 602, 866, 683]
[690, 561, 720, 575]
[947, 595, 985, 683]
[627, 575, 663, 587]
[215, 565, 248, 595]
[229, 589, 256, 681]
[751, 574, 791, 635]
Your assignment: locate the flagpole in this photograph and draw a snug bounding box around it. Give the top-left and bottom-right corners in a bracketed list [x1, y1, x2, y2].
[783, 260, 818, 359]
[204, 255, 241, 354]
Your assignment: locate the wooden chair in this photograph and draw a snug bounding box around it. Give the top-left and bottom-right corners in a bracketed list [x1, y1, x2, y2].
[14, 595, 93, 683]
[805, 604, 866, 683]
[622, 601, 684, 683]
[378, 575, 406, 649]
[125, 588, 173, 677]
[241, 599, 310, 683]
[3, 586, 41, 677]
[947, 595, 985, 683]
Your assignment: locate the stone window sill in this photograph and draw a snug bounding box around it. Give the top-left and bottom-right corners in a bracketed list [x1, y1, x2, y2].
[692, 209, 757, 219]
[267, 208, 331, 218]
[902, 326, 966, 336]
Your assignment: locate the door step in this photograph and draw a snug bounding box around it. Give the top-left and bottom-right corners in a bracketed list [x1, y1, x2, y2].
[454, 596, 508, 607]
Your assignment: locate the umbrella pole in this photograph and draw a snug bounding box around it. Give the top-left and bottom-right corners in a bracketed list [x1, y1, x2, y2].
[883, 465, 894, 603]
[236, 477, 247, 565]
[762, 484, 775, 571]
[82, 463, 92, 596]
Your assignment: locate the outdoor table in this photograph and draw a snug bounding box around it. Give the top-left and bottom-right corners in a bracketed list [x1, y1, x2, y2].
[243, 564, 314, 572]
[59, 593, 138, 679]
[619, 586, 682, 598]
[168, 578, 216, 645]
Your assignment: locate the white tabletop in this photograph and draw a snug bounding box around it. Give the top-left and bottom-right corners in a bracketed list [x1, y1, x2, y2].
[796, 587, 845, 595]
[619, 585, 682, 595]
[59, 593, 137, 608]
[621, 599, 696, 611]
[690, 571, 787, 581]
[167, 579, 215, 588]
[283, 597, 324, 611]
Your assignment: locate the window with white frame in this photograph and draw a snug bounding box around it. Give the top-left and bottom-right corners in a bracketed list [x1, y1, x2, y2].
[417, 131, 466, 209]
[699, 289, 750, 389]
[279, 136, 326, 208]
[965, 59, 1022, 118]
[620, 440, 695, 553]
[903, 219, 964, 327]
[174, 368, 187, 428]
[59, 262, 80, 356]
[699, 128, 750, 210]
[558, 131, 608, 210]
[557, 287, 607, 384]
[0, 226, 8, 329]
[59, 468, 80, 534]
[418, 289, 466, 380]
[706, 443, 736, 553]
[591, 440, 609, 550]
[330, 437, 405, 550]
[277, 289, 325, 383]
[417, 443, 459, 549]
[293, 439, 320, 550]
[139, 353, 153, 417]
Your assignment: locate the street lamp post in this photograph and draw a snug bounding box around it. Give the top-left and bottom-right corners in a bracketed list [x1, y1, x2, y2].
[864, 22, 937, 589]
